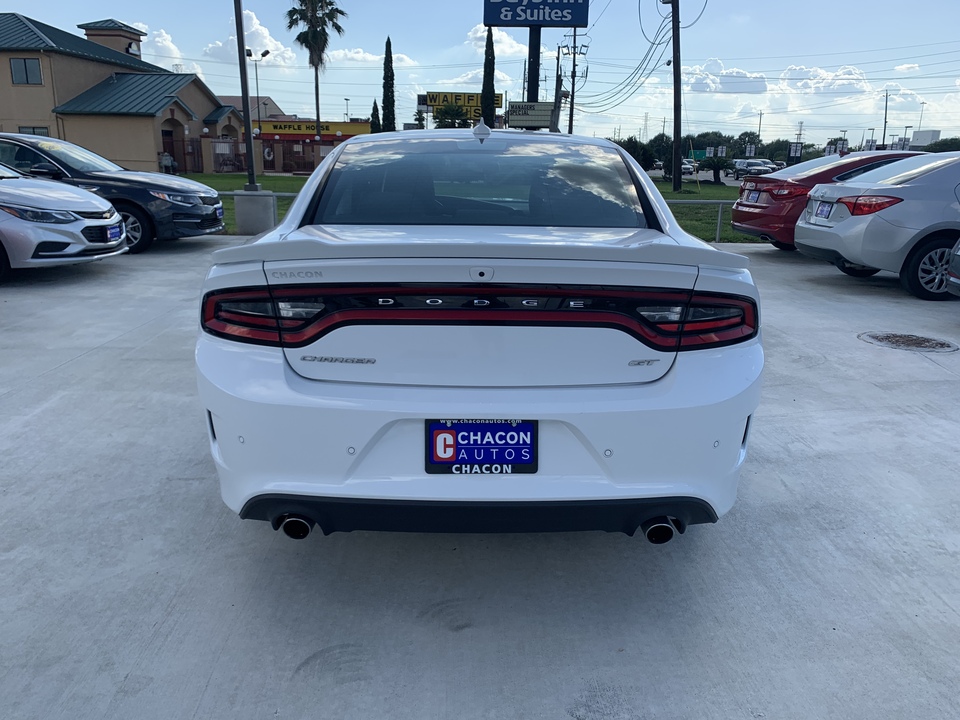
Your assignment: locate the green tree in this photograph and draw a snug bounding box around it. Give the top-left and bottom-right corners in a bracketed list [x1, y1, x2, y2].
[647, 132, 672, 165]
[731, 131, 760, 159]
[370, 100, 382, 133]
[434, 103, 467, 129]
[763, 138, 791, 162]
[382, 37, 396, 132]
[699, 155, 731, 183]
[610, 136, 655, 172]
[286, 0, 346, 126]
[922, 137, 960, 152]
[480, 27, 496, 127]
[413, 108, 426, 129]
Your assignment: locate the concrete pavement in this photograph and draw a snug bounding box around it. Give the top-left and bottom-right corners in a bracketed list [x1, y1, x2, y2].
[1, 236, 958, 720]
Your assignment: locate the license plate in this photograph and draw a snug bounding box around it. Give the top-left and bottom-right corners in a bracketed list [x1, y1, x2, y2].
[107, 224, 122, 240]
[215, 206, 224, 219]
[425, 419, 538, 474]
[746, 190, 760, 203]
[815, 201, 833, 219]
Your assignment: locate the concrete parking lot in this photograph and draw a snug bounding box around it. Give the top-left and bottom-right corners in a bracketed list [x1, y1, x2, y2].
[2, 236, 959, 720]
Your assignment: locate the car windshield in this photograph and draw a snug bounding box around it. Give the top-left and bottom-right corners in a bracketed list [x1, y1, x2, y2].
[311, 137, 647, 227]
[0, 163, 21, 179]
[31, 139, 122, 173]
[851, 154, 960, 185]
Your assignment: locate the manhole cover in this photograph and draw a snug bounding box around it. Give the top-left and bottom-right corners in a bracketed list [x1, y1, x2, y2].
[858, 332, 959, 353]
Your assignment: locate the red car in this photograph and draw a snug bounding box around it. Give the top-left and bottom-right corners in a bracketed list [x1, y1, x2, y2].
[731, 151, 923, 251]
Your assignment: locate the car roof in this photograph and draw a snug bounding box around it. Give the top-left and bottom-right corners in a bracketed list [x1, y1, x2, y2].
[338, 128, 621, 151]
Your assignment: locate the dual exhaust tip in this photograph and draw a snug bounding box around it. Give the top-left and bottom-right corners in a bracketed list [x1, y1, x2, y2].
[278, 514, 680, 544]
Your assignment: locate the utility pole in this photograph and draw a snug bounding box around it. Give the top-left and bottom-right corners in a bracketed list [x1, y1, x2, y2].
[918, 101, 927, 132]
[881, 90, 889, 148]
[668, 0, 682, 192]
[233, 0, 258, 190]
[527, 28, 541, 102]
[567, 28, 578, 134]
[758, 111, 763, 144]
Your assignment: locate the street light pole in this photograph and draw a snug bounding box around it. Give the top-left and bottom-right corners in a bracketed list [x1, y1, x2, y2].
[918, 101, 927, 132]
[903, 125, 913, 149]
[234, 0, 258, 191]
[245, 49, 270, 134]
[344, 98, 350, 121]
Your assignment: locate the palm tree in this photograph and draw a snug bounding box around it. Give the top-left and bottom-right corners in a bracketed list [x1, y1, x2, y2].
[434, 103, 467, 129]
[286, 0, 347, 129]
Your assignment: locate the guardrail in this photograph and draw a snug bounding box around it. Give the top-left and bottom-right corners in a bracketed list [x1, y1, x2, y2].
[218, 193, 738, 242]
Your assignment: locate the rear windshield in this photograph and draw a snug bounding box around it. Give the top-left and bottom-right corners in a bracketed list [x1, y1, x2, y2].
[851, 154, 960, 185]
[311, 138, 647, 227]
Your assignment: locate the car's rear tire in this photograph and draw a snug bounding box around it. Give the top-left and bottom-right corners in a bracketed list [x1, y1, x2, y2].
[899, 234, 957, 300]
[117, 204, 155, 254]
[771, 240, 797, 252]
[837, 261, 880, 278]
[0, 242, 10, 283]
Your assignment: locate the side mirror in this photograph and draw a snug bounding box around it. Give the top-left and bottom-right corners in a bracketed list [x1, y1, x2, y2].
[30, 163, 63, 179]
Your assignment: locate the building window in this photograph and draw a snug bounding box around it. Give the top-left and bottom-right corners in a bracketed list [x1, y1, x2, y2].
[18, 127, 50, 137]
[10, 58, 42, 85]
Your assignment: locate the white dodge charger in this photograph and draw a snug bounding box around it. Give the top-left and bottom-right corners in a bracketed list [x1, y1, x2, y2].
[196, 128, 763, 543]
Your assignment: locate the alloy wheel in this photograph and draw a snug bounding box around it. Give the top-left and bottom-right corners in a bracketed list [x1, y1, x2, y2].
[917, 247, 951, 293]
[121, 211, 142, 246]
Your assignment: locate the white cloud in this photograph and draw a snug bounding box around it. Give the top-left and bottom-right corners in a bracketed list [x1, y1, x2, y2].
[895, 63, 920, 73]
[202, 11, 297, 67]
[327, 47, 417, 66]
[776, 64, 871, 94]
[685, 58, 767, 94]
[466, 24, 528, 59]
[127, 23, 204, 78]
[437, 69, 514, 86]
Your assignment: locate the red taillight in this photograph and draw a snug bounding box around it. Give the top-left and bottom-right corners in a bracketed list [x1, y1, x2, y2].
[767, 184, 809, 199]
[202, 289, 282, 345]
[837, 195, 903, 216]
[201, 285, 759, 352]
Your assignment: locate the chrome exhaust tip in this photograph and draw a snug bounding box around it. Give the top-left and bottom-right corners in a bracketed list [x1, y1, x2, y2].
[641, 516, 675, 545]
[279, 515, 313, 540]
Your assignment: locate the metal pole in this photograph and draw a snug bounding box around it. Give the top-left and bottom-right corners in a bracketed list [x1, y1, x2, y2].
[918, 101, 926, 132]
[758, 111, 762, 144]
[526, 27, 541, 102]
[254, 61, 261, 131]
[670, 0, 682, 193]
[568, 28, 577, 134]
[233, 0, 259, 190]
[881, 91, 889, 148]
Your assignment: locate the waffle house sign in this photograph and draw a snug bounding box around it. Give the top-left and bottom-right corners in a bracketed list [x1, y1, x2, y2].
[424, 92, 503, 120]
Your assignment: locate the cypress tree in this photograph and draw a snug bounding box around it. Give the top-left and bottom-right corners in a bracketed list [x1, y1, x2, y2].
[370, 100, 382, 133]
[382, 37, 396, 132]
[480, 27, 496, 127]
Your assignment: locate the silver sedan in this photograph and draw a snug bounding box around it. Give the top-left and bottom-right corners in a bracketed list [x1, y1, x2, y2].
[794, 152, 960, 300]
[0, 163, 126, 281]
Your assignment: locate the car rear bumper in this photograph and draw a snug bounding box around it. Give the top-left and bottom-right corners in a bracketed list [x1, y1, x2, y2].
[196, 333, 763, 530]
[241, 495, 719, 535]
[794, 215, 913, 272]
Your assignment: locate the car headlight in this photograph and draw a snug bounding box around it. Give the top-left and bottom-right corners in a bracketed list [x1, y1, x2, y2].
[149, 191, 201, 206]
[0, 204, 77, 224]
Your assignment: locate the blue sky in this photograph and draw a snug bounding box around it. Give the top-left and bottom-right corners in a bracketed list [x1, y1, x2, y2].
[20, 0, 960, 146]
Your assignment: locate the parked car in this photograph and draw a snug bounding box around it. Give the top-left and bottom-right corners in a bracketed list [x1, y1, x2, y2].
[653, 160, 663, 170]
[758, 159, 778, 172]
[196, 129, 764, 542]
[0, 162, 126, 281]
[0, 133, 224, 253]
[731, 151, 923, 251]
[725, 159, 747, 177]
[734, 160, 774, 181]
[681, 160, 695, 175]
[947, 238, 960, 298]
[773, 161, 787, 169]
[794, 152, 960, 300]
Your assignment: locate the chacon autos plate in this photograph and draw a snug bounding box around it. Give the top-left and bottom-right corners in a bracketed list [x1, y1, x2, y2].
[815, 201, 833, 219]
[425, 419, 538, 475]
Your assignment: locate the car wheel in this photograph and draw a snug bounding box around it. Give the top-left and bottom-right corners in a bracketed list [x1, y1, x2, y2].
[836, 260, 880, 277]
[899, 234, 957, 300]
[771, 240, 797, 252]
[0, 242, 10, 283]
[118, 205, 155, 254]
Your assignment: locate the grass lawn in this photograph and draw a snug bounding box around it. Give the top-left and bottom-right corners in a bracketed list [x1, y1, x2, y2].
[654, 179, 758, 243]
[181, 172, 759, 243]
[182, 173, 308, 234]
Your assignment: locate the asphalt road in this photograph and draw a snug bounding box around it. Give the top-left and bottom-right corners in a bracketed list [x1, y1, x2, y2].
[2, 236, 959, 720]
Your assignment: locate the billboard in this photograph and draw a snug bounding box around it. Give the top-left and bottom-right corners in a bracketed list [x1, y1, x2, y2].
[484, 0, 589, 28]
[425, 92, 503, 109]
[507, 101, 553, 128]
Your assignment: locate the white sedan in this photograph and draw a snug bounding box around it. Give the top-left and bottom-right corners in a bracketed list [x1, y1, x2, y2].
[0, 163, 126, 280]
[196, 129, 764, 543]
